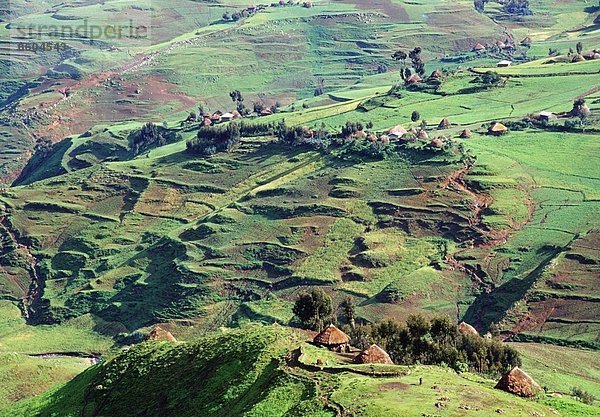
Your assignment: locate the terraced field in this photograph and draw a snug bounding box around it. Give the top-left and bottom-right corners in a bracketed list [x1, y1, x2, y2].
[0, 0, 599, 414]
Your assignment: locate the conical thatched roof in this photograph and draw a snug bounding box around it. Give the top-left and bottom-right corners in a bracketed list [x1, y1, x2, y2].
[147, 326, 177, 343]
[472, 43, 485, 51]
[488, 122, 508, 133]
[495, 367, 541, 397]
[353, 344, 393, 364]
[437, 118, 450, 130]
[520, 36, 531, 46]
[459, 129, 472, 138]
[405, 73, 423, 85]
[353, 130, 367, 139]
[388, 125, 407, 137]
[458, 321, 479, 336]
[430, 138, 444, 148]
[313, 324, 350, 346]
[430, 69, 443, 79]
[571, 54, 585, 63]
[417, 129, 429, 139]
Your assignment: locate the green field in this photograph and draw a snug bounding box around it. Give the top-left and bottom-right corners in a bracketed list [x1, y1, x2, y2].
[0, 0, 599, 413]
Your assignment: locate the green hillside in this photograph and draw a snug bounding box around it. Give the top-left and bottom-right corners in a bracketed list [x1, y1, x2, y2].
[0, 0, 599, 413]
[5, 326, 598, 417]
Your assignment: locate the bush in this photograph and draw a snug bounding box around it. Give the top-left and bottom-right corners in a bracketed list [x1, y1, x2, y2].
[131, 123, 165, 154]
[571, 387, 596, 405]
[186, 123, 241, 155]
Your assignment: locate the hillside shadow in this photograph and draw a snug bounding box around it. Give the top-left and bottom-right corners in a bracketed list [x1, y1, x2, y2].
[463, 247, 563, 332]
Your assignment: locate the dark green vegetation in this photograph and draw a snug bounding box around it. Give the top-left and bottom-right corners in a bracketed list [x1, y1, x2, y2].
[351, 314, 520, 375]
[0, 0, 599, 414]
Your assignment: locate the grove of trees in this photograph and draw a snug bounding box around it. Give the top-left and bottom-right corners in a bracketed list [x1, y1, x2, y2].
[346, 314, 520, 376]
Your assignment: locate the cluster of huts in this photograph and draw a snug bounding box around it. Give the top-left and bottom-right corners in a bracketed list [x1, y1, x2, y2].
[311, 323, 541, 398]
[404, 69, 444, 86]
[346, 118, 509, 150]
[472, 38, 517, 53]
[312, 324, 394, 364]
[185, 110, 241, 127]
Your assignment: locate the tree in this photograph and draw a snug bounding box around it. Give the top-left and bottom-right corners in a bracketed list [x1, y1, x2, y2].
[474, 0, 488, 12]
[576, 42, 583, 55]
[481, 71, 501, 85]
[293, 289, 333, 330]
[339, 297, 356, 328]
[229, 90, 248, 115]
[314, 77, 325, 96]
[392, 50, 408, 80]
[253, 101, 265, 114]
[411, 111, 420, 122]
[409, 47, 425, 77]
[503, 0, 532, 15]
[222, 12, 231, 21]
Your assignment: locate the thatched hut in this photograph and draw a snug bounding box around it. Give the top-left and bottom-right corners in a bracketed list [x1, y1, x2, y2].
[417, 129, 429, 140]
[353, 344, 393, 364]
[429, 69, 443, 80]
[472, 43, 486, 52]
[571, 54, 585, 63]
[388, 125, 407, 139]
[458, 321, 479, 336]
[147, 326, 177, 343]
[570, 100, 591, 118]
[313, 324, 350, 352]
[353, 130, 367, 140]
[430, 138, 445, 149]
[488, 122, 508, 135]
[495, 367, 541, 398]
[520, 37, 531, 47]
[437, 118, 450, 130]
[405, 73, 423, 85]
[459, 129, 472, 139]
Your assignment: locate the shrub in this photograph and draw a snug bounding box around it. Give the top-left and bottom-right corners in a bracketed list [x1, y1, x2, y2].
[571, 387, 596, 405]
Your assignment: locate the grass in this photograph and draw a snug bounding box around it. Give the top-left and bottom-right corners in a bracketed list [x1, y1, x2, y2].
[510, 342, 600, 398]
[294, 218, 364, 283]
[0, 1, 599, 412]
[4, 326, 597, 417]
[0, 301, 115, 355]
